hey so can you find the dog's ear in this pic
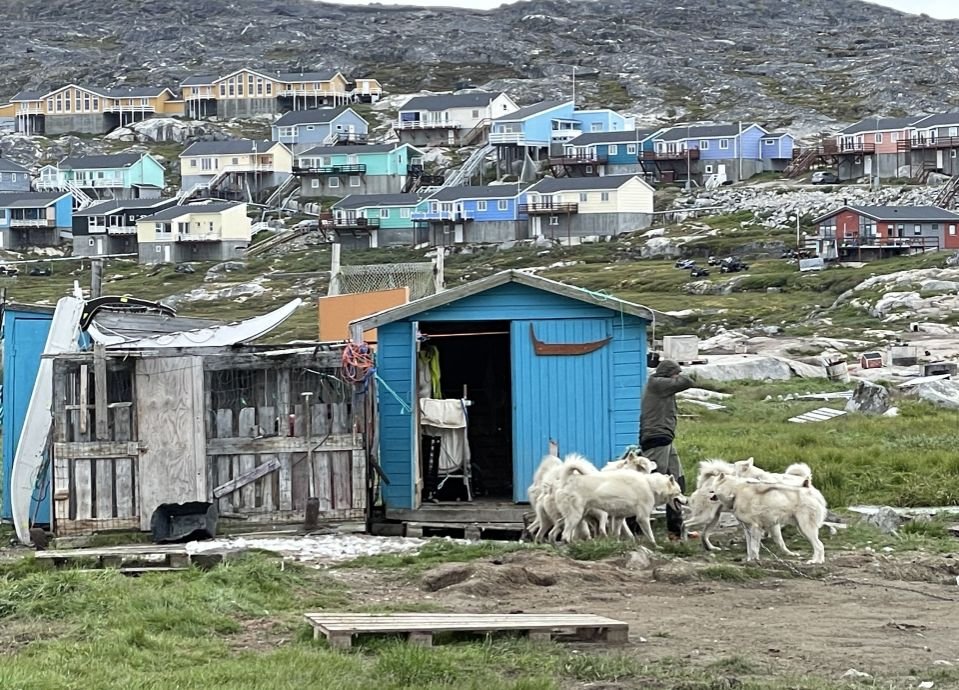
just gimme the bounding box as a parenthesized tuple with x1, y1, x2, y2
(717, 472, 725, 481)
(743, 457, 754, 468)
(802, 478, 811, 488)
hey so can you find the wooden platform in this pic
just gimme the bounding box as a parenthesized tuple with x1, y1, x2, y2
(34, 544, 222, 570)
(304, 613, 629, 649)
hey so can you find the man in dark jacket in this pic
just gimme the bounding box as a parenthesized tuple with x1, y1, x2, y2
(640, 359, 696, 540)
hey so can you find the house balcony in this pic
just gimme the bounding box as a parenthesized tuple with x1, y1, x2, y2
(75, 178, 127, 189)
(901, 136, 959, 151)
(331, 217, 380, 232)
(818, 234, 940, 251)
(101, 103, 156, 114)
(410, 211, 473, 223)
(293, 163, 366, 176)
(277, 88, 350, 100)
(640, 149, 702, 161)
(325, 132, 368, 145)
(489, 131, 532, 145)
(15, 105, 43, 115)
(550, 153, 608, 166)
(107, 225, 138, 235)
(822, 142, 876, 155)
(8, 217, 55, 228)
(396, 119, 462, 130)
(518, 202, 579, 215)
(175, 232, 221, 242)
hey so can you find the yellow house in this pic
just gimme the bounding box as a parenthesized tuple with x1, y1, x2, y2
(135, 201, 251, 264)
(351, 78, 383, 103)
(4, 84, 179, 135)
(179, 139, 293, 198)
(522, 174, 655, 240)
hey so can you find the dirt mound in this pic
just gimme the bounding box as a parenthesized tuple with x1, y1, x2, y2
(419, 549, 633, 598)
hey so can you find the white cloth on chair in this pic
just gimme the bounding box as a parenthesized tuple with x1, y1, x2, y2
(419, 398, 471, 474)
(419, 398, 467, 429)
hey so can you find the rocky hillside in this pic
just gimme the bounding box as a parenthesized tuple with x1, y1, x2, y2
(3, 0, 959, 137)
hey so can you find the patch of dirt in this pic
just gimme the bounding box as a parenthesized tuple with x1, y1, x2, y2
(335, 547, 959, 682)
(0, 621, 70, 654)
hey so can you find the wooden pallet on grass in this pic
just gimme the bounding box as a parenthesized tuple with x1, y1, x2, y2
(34, 543, 222, 570)
(304, 612, 629, 649)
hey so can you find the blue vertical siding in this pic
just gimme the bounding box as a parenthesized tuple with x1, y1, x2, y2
(376, 320, 416, 509)
(464, 197, 519, 222)
(372, 281, 649, 510)
(510, 318, 613, 502)
(54, 195, 73, 229)
(760, 135, 794, 160)
(738, 125, 765, 159)
(2, 308, 54, 522)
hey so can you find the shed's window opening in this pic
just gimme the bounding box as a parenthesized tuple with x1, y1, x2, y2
(419, 321, 513, 501)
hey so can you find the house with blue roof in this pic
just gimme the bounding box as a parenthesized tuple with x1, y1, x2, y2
(643, 123, 794, 185)
(295, 143, 425, 199)
(270, 107, 369, 153)
(557, 129, 660, 176)
(411, 184, 528, 245)
(0, 191, 72, 249)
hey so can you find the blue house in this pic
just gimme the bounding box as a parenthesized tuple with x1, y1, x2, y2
(759, 132, 796, 172)
(558, 129, 660, 176)
(644, 123, 787, 184)
(412, 184, 529, 245)
(1, 303, 55, 524)
(295, 143, 425, 199)
(0, 157, 31, 192)
(271, 106, 369, 153)
(349, 270, 657, 525)
(0, 191, 72, 249)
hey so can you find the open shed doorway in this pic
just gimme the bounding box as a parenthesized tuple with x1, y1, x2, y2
(417, 320, 513, 502)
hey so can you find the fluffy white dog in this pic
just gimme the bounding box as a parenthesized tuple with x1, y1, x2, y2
(709, 472, 828, 564)
(556, 454, 685, 546)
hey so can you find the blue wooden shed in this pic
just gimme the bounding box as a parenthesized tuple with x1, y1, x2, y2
(350, 270, 657, 522)
(1, 303, 54, 523)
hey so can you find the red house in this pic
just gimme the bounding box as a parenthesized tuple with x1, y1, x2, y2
(813, 205, 959, 260)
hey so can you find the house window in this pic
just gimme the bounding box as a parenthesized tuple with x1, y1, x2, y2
(601, 192, 610, 202)
(88, 239, 94, 247)
(155, 246, 161, 253)
(65, 96, 71, 111)
(609, 145, 618, 155)
(914, 225, 923, 236)
(719, 139, 729, 149)
(763, 138, 775, 145)
(228, 83, 235, 96)
(349, 176, 360, 187)
(311, 179, 320, 188)
(329, 176, 340, 188)
(497, 199, 508, 211)
(875, 133, 883, 144)
(237, 82, 244, 96)
(950, 127, 958, 137)
(231, 157, 239, 165)
(952, 150, 957, 159)
(400, 208, 411, 218)
(472, 110, 479, 118)
(700, 140, 709, 149)
(477, 200, 488, 211)
(47, 98, 53, 111)
(585, 165, 593, 173)
(266, 82, 272, 95)
(548, 215, 559, 226)
(55, 97, 62, 112)
(190, 160, 197, 168)
(627, 144, 636, 154)
(306, 125, 314, 131)
(209, 222, 215, 233)
(154, 223, 163, 233)
(201, 158, 211, 171)
(84, 95, 91, 111)
(379, 208, 390, 219)
(579, 193, 588, 202)
(10, 174, 14, 182)
(705, 164, 714, 174)
(892, 132, 898, 142)
(950, 225, 956, 236)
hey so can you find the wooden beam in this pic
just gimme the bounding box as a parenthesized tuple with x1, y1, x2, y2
(205, 434, 361, 455)
(54, 442, 142, 459)
(94, 343, 109, 441)
(213, 457, 281, 499)
(201, 352, 342, 371)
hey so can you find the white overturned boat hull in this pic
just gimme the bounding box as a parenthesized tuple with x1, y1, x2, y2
(87, 298, 303, 349)
(11, 295, 84, 545)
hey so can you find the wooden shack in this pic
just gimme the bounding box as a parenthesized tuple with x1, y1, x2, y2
(48, 346, 368, 536)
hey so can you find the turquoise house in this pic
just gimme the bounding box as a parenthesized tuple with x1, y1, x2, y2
(330, 192, 420, 248)
(37, 153, 166, 202)
(1, 303, 55, 524)
(349, 270, 656, 521)
(296, 144, 424, 199)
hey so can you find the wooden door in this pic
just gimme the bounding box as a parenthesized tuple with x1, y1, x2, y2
(136, 356, 207, 529)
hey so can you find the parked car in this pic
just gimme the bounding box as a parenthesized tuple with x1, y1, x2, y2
(690, 266, 710, 278)
(811, 171, 839, 185)
(28, 265, 51, 277)
(707, 255, 720, 266)
(0, 264, 19, 277)
(674, 259, 696, 270)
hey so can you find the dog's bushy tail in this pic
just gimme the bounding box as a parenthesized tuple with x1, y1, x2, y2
(785, 462, 813, 481)
(532, 454, 562, 487)
(698, 458, 736, 483)
(559, 453, 598, 482)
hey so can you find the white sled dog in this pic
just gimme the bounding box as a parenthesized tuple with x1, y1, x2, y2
(709, 472, 828, 564)
(556, 454, 685, 546)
